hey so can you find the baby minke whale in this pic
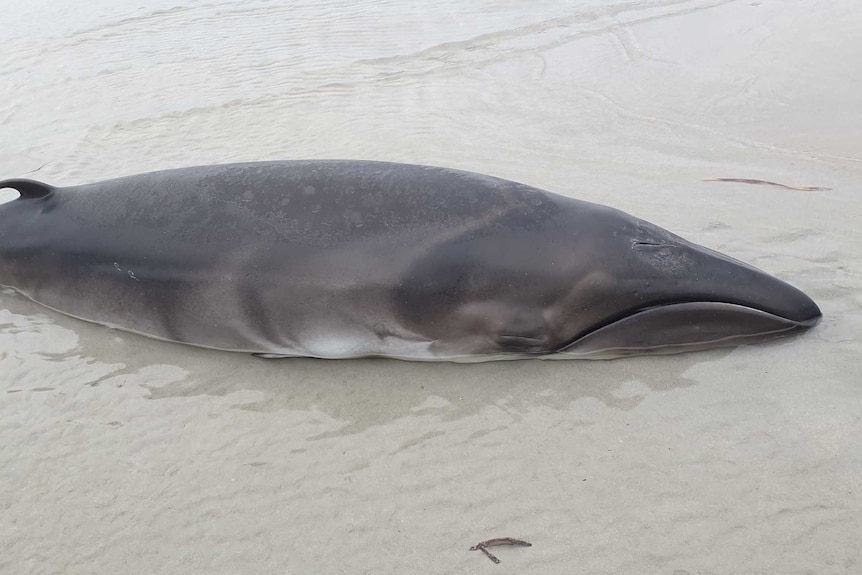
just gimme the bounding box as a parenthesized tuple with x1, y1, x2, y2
(0, 160, 821, 361)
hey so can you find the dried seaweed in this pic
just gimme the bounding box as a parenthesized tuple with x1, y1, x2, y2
(703, 178, 830, 191)
(469, 537, 532, 564)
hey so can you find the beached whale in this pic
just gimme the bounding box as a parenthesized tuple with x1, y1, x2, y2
(0, 161, 821, 361)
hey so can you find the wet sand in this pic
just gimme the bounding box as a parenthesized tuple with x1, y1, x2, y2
(1, 1, 860, 573)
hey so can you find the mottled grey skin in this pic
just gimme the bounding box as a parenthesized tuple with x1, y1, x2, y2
(0, 161, 821, 361)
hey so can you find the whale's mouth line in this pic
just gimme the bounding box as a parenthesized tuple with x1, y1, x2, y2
(555, 300, 822, 355)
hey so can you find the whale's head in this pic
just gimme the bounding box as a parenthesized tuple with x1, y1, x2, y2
(395, 200, 821, 360)
(545, 205, 822, 358)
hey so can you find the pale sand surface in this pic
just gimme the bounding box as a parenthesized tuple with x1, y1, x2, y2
(1, 1, 860, 573)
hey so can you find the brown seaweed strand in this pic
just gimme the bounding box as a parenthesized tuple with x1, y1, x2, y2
(469, 538, 532, 564)
(703, 178, 830, 191)
(473, 537, 532, 548)
(478, 546, 501, 564)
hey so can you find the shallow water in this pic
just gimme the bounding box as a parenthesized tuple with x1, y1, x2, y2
(2, 0, 861, 573)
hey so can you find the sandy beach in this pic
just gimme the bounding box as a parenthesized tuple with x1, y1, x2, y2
(1, 0, 860, 572)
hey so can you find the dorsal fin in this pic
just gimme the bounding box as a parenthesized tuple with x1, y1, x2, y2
(0, 178, 56, 199)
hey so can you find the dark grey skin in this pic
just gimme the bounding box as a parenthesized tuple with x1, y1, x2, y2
(0, 161, 821, 361)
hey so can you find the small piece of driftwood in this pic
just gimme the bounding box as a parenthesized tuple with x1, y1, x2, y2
(469, 537, 532, 564)
(703, 178, 830, 191)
